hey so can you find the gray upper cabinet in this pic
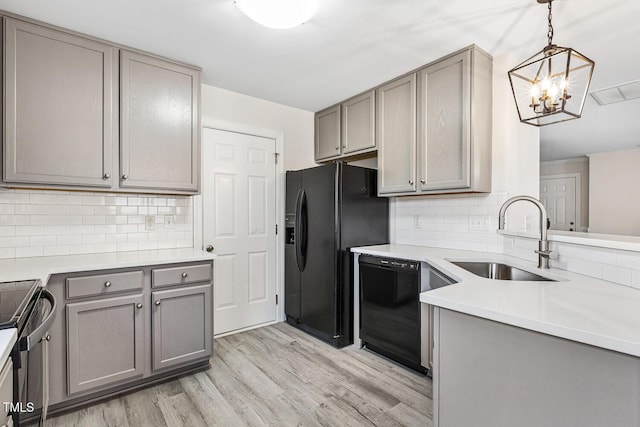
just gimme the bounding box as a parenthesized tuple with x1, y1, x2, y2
(152, 284, 212, 371)
(3, 17, 117, 188)
(417, 46, 492, 194)
(120, 50, 200, 192)
(1, 13, 201, 195)
(315, 104, 341, 161)
(378, 45, 492, 196)
(377, 74, 417, 194)
(314, 90, 377, 163)
(342, 90, 376, 155)
(66, 293, 145, 395)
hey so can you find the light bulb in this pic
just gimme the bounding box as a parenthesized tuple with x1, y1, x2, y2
(234, 0, 319, 29)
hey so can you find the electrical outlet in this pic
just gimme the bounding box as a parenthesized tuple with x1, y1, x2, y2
(413, 215, 421, 229)
(165, 215, 175, 229)
(469, 215, 491, 231)
(145, 215, 155, 231)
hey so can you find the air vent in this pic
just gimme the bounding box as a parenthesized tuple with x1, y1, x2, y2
(590, 79, 640, 105)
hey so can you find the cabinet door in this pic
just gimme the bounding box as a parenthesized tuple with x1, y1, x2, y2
(315, 105, 341, 161)
(152, 284, 212, 371)
(66, 294, 144, 395)
(342, 90, 376, 155)
(3, 18, 116, 187)
(418, 49, 471, 191)
(120, 50, 200, 192)
(377, 74, 417, 194)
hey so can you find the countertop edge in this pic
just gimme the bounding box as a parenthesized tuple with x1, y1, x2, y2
(0, 249, 216, 284)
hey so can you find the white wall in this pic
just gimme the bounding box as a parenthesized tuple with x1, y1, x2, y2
(200, 85, 315, 171)
(589, 148, 640, 235)
(391, 52, 540, 251)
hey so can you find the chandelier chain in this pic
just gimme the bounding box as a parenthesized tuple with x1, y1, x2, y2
(547, 1, 554, 46)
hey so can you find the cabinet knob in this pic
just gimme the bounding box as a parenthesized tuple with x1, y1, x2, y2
(136, 303, 143, 309)
(205, 245, 214, 253)
(122, 174, 128, 180)
(181, 272, 188, 279)
(103, 173, 111, 180)
(104, 281, 112, 288)
(41, 334, 51, 343)
(155, 300, 161, 306)
(420, 179, 426, 184)
(409, 180, 414, 185)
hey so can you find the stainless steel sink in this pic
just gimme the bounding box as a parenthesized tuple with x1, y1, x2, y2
(450, 261, 556, 282)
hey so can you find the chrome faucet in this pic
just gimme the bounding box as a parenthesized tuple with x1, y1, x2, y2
(498, 195, 557, 269)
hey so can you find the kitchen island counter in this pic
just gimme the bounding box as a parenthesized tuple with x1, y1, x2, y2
(352, 244, 640, 358)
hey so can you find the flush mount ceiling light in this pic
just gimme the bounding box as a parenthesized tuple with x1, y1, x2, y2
(508, 0, 595, 126)
(234, 0, 318, 29)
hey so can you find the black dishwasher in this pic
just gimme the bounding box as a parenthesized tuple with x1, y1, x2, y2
(359, 255, 424, 373)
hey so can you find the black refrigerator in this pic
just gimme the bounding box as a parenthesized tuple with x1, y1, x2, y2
(285, 163, 389, 348)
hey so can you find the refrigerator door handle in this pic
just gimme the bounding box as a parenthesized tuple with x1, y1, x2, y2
(295, 190, 307, 271)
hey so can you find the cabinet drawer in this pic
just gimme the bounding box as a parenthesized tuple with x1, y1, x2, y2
(152, 264, 211, 288)
(66, 271, 143, 299)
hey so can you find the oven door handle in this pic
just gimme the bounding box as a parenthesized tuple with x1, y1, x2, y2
(20, 289, 57, 351)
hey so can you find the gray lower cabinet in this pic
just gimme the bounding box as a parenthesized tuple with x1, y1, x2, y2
(2, 17, 117, 188)
(433, 308, 640, 427)
(152, 284, 212, 371)
(66, 294, 145, 395)
(46, 260, 213, 412)
(120, 50, 200, 192)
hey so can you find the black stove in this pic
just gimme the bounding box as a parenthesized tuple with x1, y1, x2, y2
(0, 280, 40, 331)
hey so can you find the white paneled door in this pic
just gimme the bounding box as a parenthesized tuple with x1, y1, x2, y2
(540, 175, 577, 231)
(202, 128, 277, 335)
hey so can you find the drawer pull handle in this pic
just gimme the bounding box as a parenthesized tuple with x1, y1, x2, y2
(155, 300, 161, 306)
(136, 303, 143, 309)
(104, 281, 112, 288)
(181, 272, 188, 279)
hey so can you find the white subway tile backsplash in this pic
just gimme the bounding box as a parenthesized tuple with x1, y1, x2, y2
(0, 226, 14, 237)
(392, 192, 507, 253)
(0, 189, 193, 259)
(16, 246, 44, 258)
(601, 265, 632, 286)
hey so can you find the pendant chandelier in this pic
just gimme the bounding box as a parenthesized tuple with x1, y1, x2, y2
(234, 0, 318, 29)
(508, 0, 595, 126)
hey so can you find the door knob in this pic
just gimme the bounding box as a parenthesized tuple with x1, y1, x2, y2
(155, 300, 161, 306)
(122, 174, 128, 180)
(205, 245, 214, 252)
(136, 303, 143, 309)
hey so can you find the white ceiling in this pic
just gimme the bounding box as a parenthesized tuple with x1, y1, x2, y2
(0, 0, 639, 161)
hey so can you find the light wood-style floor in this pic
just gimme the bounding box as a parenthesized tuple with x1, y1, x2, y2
(48, 322, 433, 426)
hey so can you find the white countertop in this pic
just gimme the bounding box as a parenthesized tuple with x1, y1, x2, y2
(0, 248, 216, 284)
(352, 244, 640, 358)
(0, 329, 17, 364)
